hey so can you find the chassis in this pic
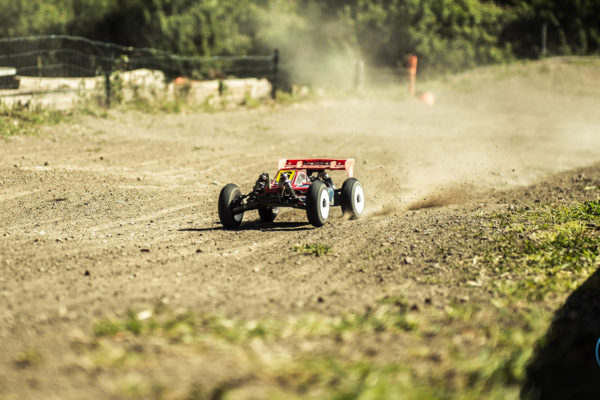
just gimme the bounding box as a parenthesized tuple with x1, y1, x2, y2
(218, 159, 365, 228)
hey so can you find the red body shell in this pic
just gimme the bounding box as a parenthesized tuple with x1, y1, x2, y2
(263, 159, 355, 194)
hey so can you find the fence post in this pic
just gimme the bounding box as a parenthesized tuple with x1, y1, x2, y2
(541, 23, 548, 58)
(354, 59, 364, 92)
(270, 48, 279, 100)
(104, 43, 112, 107)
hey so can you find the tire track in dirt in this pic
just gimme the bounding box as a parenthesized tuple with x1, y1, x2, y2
(0, 189, 40, 202)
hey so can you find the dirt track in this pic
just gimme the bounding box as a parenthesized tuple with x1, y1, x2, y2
(1, 59, 600, 398)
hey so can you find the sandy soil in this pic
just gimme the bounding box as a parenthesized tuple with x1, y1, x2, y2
(1, 58, 600, 398)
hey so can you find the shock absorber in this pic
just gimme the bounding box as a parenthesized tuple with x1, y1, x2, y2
(278, 172, 297, 200)
(253, 172, 269, 193)
(318, 171, 335, 204)
(318, 171, 336, 189)
(249, 172, 269, 203)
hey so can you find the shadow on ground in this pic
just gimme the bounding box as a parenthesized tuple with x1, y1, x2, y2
(522, 268, 600, 399)
(179, 221, 311, 233)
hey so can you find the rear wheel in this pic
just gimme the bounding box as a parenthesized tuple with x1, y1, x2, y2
(341, 178, 365, 219)
(306, 180, 330, 227)
(258, 207, 278, 223)
(218, 184, 243, 229)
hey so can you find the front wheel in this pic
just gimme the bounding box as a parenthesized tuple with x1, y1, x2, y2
(218, 184, 244, 229)
(306, 180, 330, 227)
(341, 178, 365, 219)
(258, 207, 278, 223)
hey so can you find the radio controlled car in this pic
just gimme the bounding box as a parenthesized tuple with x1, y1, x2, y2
(218, 158, 364, 229)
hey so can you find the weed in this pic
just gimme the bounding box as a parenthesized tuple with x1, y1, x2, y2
(125, 310, 143, 336)
(241, 93, 261, 109)
(0, 102, 69, 137)
(93, 319, 122, 337)
(14, 348, 43, 368)
(293, 243, 332, 257)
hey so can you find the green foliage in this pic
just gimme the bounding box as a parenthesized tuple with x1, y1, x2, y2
(93, 319, 122, 337)
(0, 1, 598, 76)
(486, 201, 600, 301)
(499, 0, 600, 57)
(347, 0, 514, 72)
(13, 348, 43, 368)
(293, 243, 332, 257)
(0, 102, 68, 137)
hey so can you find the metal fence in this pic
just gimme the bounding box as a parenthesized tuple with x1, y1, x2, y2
(0, 35, 278, 105)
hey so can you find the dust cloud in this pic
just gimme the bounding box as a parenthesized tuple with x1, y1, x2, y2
(406, 184, 474, 211)
(256, 59, 600, 217)
(251, 5, 597, 214)
(253, 2, 361, 90)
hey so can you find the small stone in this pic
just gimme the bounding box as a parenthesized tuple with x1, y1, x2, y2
(137, 310, 152, 320)
(84, 270, 90, 276)
(404, 256, 413, 265)
(253, 267, 260, 273)
(196, 249, 202, 253)
(317, 297, 324, 303)
(176, 272, 182, 277)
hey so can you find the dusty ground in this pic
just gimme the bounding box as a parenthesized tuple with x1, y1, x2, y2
(1, 58, 600, 399)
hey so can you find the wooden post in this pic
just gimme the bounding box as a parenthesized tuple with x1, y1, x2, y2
(270, 48, 279, 99)
(354, 59, 364, 92)
(37, 55, 43, 78)
(407, 54, 417, 96)
(541, 23, 548, 58)
(104, 43, 112, 107)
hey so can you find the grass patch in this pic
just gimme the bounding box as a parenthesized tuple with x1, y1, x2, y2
(0, 102, 70, 137)
(14, 348, 43, 368)
(485, 201, 600, 301)
(92, 301, 417, 344)
(293, 243, 332, 257)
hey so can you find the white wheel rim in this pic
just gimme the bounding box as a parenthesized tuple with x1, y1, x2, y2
(233, 194, 243, 222)
(354, 185, 365, 214)
(319, 189, 330, 219)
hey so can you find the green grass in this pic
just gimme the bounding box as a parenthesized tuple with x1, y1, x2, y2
(87, 299, 539, 399)
(293, 243, 332, 257)
(13, 348, 43, 368)
(485, 201, 600, 302)
(0, 102, 70, 137)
